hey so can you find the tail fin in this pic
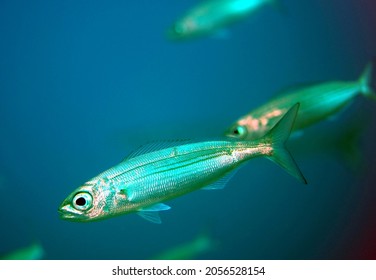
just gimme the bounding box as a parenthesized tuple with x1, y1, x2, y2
(358, 62, 376, 100)
(263, 103, 307, 184)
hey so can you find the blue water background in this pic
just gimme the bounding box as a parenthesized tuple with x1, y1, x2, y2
(1, 0, 376, 259)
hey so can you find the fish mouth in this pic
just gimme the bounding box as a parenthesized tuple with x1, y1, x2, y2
(58, 203, 94, 222)
(166, 24, 188, 41)
(58, 204, 82, 220)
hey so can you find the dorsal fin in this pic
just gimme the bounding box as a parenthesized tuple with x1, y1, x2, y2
(123, 140, 194, 161)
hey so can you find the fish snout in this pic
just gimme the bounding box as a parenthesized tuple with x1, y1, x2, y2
(58, 203, 82, 220)
(167, 22, 190, 40)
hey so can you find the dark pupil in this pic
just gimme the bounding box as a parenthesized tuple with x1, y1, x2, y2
(76, 197, 86, 206)
(233, 128, 239, 134)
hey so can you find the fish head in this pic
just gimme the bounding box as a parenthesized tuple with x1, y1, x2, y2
(166, 17, 199, 40)
(225, 112, 278, 140)
(58, 178, 126, 222)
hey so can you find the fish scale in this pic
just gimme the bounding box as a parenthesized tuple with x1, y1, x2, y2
(120, 150, 237, 203)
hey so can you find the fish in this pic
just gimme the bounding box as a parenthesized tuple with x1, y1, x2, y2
(167, 0, 278, 41)
(225, 63, 375, 140)
(152, 231, 216, 260)
(289, 112, 369, 174)
(58, 103, 306, 224)
(1, 242, 44, 260)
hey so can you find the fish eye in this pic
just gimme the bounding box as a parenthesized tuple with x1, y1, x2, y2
(72, 192, 93, 211)
(232, 125, 247, 138)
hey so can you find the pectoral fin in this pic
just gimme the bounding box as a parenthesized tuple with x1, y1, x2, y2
(137, 203, 171, 224)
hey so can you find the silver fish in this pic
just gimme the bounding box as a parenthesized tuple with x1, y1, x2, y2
(59, 103, 306, 223)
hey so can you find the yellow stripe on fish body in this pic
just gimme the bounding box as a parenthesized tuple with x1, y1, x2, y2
(58, 104, 306, 223)
(225, 63, 375, 140)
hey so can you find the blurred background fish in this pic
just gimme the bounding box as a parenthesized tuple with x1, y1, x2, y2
(1, 242, 44, 260)
(167, 0, 278, 41)
(289, 109, 370, 175)
(152, 229, 217, 260)
(225, 63, 375, 140)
